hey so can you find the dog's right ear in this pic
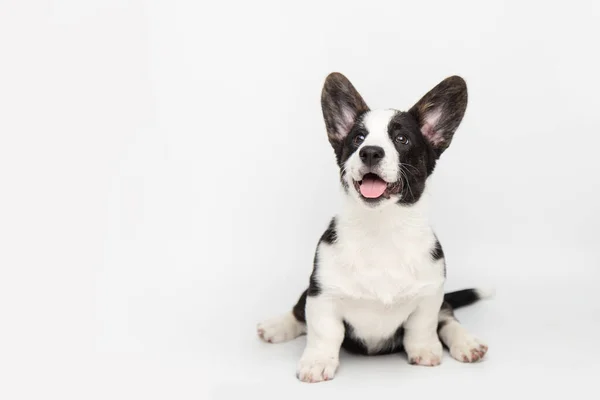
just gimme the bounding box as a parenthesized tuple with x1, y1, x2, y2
(321, 73, 369, 152)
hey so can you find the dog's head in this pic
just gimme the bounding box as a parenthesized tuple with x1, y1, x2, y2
(321, 72, 467, 208)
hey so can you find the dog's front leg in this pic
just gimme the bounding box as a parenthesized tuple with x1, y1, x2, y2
(296, 295, 344, 383)
(403, 291, 444, 366)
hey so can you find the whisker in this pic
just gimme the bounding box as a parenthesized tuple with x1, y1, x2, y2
(400, 165, 416, 201)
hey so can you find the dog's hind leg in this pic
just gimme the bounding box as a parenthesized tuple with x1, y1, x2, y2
(257, 290, 307, 343)
(437, 289, 490, 362)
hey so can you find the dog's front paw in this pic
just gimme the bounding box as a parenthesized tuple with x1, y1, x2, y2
(406, 341, 443, 366)
(449, 335, 488, 363)
(296, 353, 339, 383)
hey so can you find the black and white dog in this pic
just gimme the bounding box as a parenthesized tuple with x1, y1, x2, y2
(257, 73, 490, 383)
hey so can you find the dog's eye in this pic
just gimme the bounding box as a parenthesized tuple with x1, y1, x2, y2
(354, 134, 366, 146)
(396, 135, 409, 145)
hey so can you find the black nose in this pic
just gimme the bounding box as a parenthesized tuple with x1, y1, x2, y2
(359, 146, 385, 167)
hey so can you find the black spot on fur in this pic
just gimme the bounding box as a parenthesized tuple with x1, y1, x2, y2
(307, 252, 321, 296)
(437, 318, 451, 332)
(342, 321, 405, 356)
(431, 239, 444, 260)
(340, 322, 370, 354)
(437, 301, 456, 336)
(307, 218, 337, 297)
(292, 289, 308, 323)
(321, 218, 337, 244)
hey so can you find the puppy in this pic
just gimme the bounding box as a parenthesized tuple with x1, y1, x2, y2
(257, 73, 489, 383)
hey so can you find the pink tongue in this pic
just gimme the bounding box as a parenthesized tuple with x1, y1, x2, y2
(359, 177, 387, 198)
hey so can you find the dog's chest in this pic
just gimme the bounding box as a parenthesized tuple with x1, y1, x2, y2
(318, 217, 442, 304)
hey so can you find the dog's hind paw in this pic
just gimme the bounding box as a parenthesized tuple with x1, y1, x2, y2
(450, 336, 488, 362)
(257, 312, 306, 343)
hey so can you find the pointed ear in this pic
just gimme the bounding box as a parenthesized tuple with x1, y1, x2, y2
(321, 72, 369, 150)
(409, 76, 468, 157)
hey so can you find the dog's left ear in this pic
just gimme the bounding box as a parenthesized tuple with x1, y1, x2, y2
(409, 76, 468, 157)
(321, 73, 369, 152)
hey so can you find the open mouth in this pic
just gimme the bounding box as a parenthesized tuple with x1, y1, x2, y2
(353, 173, 395, 200)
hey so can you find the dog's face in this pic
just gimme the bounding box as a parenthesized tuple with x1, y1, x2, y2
(321, 73, 468, 208)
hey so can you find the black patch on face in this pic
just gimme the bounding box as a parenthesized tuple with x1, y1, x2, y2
(307, 218, 337, 297)
(385, 112, 438, 205)
(335, 115, 369, 192)
(335, 113, 369, 168)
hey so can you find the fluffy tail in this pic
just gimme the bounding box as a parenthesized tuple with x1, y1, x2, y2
(444, 288, 495, 310)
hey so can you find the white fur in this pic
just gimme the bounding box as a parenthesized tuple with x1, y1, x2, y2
(297, 296, 344, 382)
(257, 312, 305, 343)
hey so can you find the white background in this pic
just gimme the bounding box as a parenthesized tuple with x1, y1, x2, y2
(1, 1, 599, 399)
